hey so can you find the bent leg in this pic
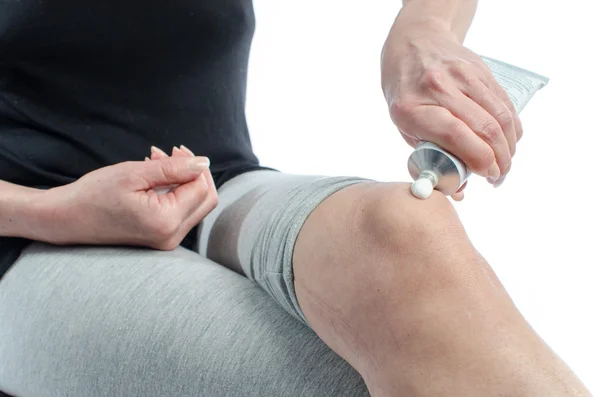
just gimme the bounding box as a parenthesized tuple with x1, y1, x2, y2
(0, 243, 368, 397)
(294, 182, 591, 397)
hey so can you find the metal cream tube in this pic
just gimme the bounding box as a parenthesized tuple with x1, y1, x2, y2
(408, 56, 550, 199)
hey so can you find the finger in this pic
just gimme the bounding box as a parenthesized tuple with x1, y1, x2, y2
(172, 146, 186, 157)
(493, 173, 507, 188)
(178, 146, 213, 197)
(401, 106, 496, 177)
(161, 147, 190, 194)
(389, 101, 426, 148)
(436, 90, 511, 181)
(478, 63, 524, 142)
(451, 181, 467, 201)
(150, 147, 168, 161)
(400, 132, 421, 148)
(149, 148, 180, 194)
(451, 191, 465, 201)
(463, 78, 517, 162)
(135, 156, 210, 190)
(162, 147, 208, 200)
(151, 146, 169, 160)
(180, 145, 195, 156)
(152, 147, 185, 194)
(170, 172, 210, 218)
(201, 168, 217, 195)
(179, 169, 219, 230)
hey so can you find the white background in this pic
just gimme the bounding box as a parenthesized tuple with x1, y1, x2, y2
(248, 0, 599, 393)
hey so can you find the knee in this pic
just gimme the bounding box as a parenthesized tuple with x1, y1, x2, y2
(354, 183, 491, 302)
(294, 182, 505, 367)
(359, 182, 468, 257)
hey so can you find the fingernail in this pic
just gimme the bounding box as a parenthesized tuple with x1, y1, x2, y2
(173, 146, 182, 154)
(186, 157, 210, 172)
(180, 145, 195, 156)
(493, 175, 506, 188)
(487, 163, 501, 181)
(201, 157, 210, 167)
(144, 157, 150, 161)
(151, 146, 168, 156)
(500, 159, 512, 176)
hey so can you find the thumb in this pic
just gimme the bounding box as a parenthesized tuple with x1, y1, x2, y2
(139, 156, 210, 188)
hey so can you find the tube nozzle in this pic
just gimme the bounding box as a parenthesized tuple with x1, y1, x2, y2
(411, 171, 438, 200)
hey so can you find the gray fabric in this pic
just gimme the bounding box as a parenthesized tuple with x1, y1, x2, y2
(0, 171, 370, 397)
(0, 245, 368, 397)
(200, 171, 368, 324)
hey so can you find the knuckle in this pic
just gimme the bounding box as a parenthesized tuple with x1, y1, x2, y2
(501, 97, 516, 113)
(450, 60, 475, 82)
(494, 108, 513, 128)
(421, 68, 445, 92)
(389, 99, 418, 126)
(478, 119, 501, 142)
(439, 119, 465, 145)
(449, 59, 469, 74)
(390, 99, 414, 119)
(205, 192, 219, 211)
(160, 160, 180, 180)
(464, 74, 478, 88)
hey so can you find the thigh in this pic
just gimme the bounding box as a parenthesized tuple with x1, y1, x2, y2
(0, 243, 368, 397)
(198, 170, 370, 324)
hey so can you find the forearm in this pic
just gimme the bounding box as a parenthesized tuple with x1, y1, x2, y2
(397, 0, 478, 42)
(0, 180, 48, 240)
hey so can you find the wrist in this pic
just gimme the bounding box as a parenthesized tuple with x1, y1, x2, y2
(393, 0, 477, 42)
(31, 185, 76, 244)
(21, 189, 60, 242)
(0, 183, 48, 240)
(392, 10, 457, 42)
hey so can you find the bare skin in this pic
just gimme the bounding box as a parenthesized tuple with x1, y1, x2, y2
(286, 5, 595, 392)
(0, 0, 590, 395)
(131, 151, 593, 396)
(0, 154, 216, 249)
(293, 182, 591, 397)
(383, 0, 524, 200)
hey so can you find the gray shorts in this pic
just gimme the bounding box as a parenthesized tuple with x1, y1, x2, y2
(0, 171, 370, 397)
(199, 170, 369, 324)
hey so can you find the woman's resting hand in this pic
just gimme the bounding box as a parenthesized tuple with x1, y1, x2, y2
(39, 149, 217, 250)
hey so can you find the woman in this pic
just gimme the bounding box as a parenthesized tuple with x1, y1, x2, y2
(0, 0, 370, 394)
(1, 0, 592, 396)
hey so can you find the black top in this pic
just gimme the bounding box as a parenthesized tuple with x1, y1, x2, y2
(0, 0, 268, 279)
